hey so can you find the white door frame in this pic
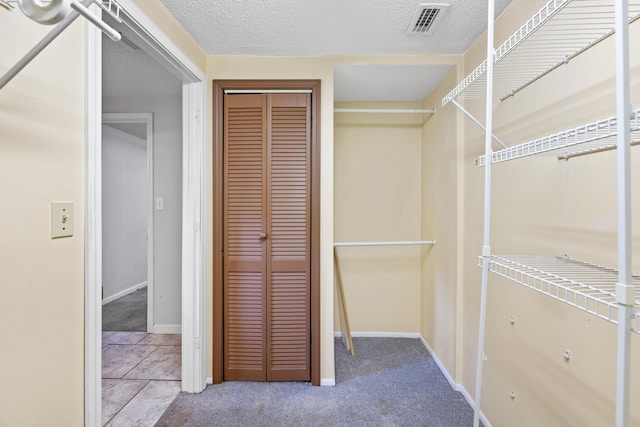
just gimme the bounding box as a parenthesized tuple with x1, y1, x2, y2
(102, 112, 154, 332)
(84, 2, 207, 426)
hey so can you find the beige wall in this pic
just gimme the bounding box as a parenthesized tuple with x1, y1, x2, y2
(333, 102, 423, 335)
(456, 0, 640, 425)
(420, 66, 462, 382)
(0, 12, 85, 427)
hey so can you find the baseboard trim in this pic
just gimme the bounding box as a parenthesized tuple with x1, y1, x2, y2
(320, 378, 336, 386)
(418, 336, 493, 427)
(419, 335, 456, 390)
(457, 385, 493, 427)
(152, 324, 181, 334)
(206, 377, 213, 385)
(102, 282, 147, 305)
(334, 331, 421, 339)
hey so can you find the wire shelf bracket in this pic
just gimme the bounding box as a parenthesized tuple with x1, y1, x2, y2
(451, 99, 508, 149)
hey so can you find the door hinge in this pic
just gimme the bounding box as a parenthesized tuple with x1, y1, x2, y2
(194, 223, 201, 238)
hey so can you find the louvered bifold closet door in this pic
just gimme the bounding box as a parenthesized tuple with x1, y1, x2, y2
(266, 93, 311, 381)
(223, 92, 311, 383)
(223, 94, 268, 381)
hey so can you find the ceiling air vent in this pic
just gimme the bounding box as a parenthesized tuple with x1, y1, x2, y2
(407, 3, 449, 35)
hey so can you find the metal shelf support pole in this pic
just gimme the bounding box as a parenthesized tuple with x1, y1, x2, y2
(614, 0, 632, 425)
(474, 1, 495, 426)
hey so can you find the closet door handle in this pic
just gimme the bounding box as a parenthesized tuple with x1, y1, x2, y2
(259, 232, 268, 240)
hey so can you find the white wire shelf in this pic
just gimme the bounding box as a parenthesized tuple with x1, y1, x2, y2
(482, 255, 640, 333)
(442, 0, 640, 106)
(476, 109, 640, 166)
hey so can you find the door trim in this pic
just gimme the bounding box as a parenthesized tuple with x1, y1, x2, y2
(102, 112, 154, 333)
(85, 2, 207, 426)
(212, 80, 321, 386)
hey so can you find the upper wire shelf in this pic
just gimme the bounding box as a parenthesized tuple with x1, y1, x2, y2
(442, 0, 640, 106)
(476, 109, 640, 165)
(484, 255, 640, 333)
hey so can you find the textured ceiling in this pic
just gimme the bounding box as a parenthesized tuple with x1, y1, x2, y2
(159, 0, 514, 56)
(156, 0, 513, 101)
(334, 64, 454, 102)
(102, 1, 515, 102)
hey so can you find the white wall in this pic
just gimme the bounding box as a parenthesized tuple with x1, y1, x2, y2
(102, 124, 148, 301)
(103, 94, 182, 330)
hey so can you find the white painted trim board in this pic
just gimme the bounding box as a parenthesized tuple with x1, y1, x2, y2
(152, 324, 182, 334)
(84, 7, 103, 426)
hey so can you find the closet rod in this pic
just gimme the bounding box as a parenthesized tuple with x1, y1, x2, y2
(224, 89, 312, 94)
(334, 240, 436, 247)
(558, 140, 640, 161)
(334, 108, 436, 114)
(0, 0, 120, 91)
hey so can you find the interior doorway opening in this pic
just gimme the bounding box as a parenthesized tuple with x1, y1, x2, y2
(84, 2, 207, 426)
(102, 113, 153, 333)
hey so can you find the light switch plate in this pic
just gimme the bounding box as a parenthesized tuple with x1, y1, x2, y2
(52, 201, 74, 239)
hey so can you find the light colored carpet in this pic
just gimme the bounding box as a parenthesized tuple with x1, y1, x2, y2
(156, 337, 480, 426)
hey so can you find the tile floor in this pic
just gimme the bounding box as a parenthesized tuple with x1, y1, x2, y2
(102, 332, 181, 426)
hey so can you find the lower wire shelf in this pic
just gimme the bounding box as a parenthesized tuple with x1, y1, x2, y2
(480, 255, 640, 333)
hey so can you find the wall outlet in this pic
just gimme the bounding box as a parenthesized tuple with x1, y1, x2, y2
(51, 201, 74, 239)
